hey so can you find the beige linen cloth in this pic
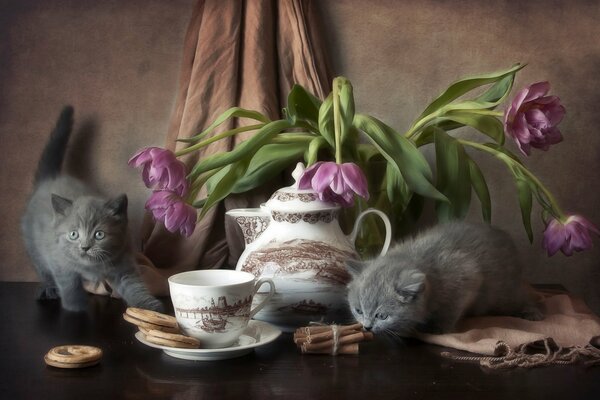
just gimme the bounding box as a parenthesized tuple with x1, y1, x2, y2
(418, 289, 600, 368)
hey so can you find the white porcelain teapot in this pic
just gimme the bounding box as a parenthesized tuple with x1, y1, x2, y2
(227, 163, 391, 332)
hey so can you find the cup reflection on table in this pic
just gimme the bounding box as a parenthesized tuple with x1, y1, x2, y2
(168, 270, 275, 348)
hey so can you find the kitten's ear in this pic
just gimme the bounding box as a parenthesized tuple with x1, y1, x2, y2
(345, 259, 366, 279)
(105, 194, 128, 218)
(396, 272, 426, 301)
(51, 194, 73, 216)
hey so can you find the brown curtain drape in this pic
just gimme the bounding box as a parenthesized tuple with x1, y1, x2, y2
(136, 0, 332, 295)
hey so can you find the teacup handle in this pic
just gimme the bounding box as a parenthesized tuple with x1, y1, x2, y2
(349, 208, 392, 257)
(249, 278, 276, 318)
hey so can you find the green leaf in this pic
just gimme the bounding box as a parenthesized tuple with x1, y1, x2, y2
(475, 73, 517, 104)
(354, 114, 446, 202)
(515, 178, 533, 242)
(318, 94, 336, 148)
(467, 157, 491, 222)
(185, 107, 271, 143)
(337, 78, 356, 144)
(440, 111, 505, 145)
(232, 142, 307, 193)
(385, 165, 412, 212)
(415, 64, 524, 122)
(439, 100, 502, 113)
(357, 144, 383, 162)
(286, 84, 322, 125)
(305, 136, 328, 166)
(484, 143, 524, 165)
(205, 166, 230, 192)
(191, 198, 207, 208)
(200, 159, 251, 219)
(188, 119, 293, 179)
(433, 128, 471, 221)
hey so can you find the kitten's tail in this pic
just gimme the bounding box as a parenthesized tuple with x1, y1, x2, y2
(34, 106, 74, 184)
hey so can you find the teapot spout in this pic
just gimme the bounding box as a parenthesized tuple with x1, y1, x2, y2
(226, 208, 270, 246)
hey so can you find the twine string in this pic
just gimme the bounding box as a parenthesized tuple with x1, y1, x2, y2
(331, 325, 340, 355)
(441, 338, 600, 369)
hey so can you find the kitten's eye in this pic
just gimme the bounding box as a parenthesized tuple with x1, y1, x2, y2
(94, 231, 106, 240)
(375, 313, 389, 320)
(68, 231, 79, 240)
(355, 308, 363, 315)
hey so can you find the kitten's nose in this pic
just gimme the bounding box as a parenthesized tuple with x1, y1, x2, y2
(80, 245, 91, 252)
(364, 325, 373, 331)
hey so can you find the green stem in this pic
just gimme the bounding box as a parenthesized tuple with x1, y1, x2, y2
(186, 169, 220, 203)
(175, 124, 263, 157)
(405, 110, 504, 140)
(404, 112, 439, 140)
(459, 139, 566, 220)
(269, 133, 315, 143)
(333, 79, 342, 164)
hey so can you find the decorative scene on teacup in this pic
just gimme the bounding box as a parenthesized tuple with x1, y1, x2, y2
(172, 293, 252, 335)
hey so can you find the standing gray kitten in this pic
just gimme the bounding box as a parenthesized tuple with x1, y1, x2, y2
(21, 106, 162, 312)
(346, 222, 543, 336)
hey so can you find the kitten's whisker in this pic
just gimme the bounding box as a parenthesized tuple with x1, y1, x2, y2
(382, 328, 405, 344)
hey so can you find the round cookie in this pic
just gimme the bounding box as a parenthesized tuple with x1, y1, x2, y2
(146, 329, 200, 347)
(138, 326, 152, 336)
(123, 313, 180, 334)
(125, 307, 178, 329)
(44, 355, 101, 369)
(45, 345, 102, 369)
(144, 334, 199, 349)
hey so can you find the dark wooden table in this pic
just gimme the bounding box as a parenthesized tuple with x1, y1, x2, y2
(1, 282, 599, 399)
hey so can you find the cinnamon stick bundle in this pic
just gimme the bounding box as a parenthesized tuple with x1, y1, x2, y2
(293, 323, 374, 355)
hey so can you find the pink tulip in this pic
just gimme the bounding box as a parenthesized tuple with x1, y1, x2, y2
(145, 190, 197, 237)
(129, 147, 189, 197)
(298, 162, 369, 207)
(504, 81, 565, 156)
(542, 215, 599, 256)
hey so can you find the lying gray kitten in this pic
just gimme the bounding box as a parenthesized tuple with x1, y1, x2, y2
(346, 222, 543, 336)
(21, 106, 162, 312)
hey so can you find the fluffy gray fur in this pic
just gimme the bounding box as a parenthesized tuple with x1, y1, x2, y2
(346, 222, 543, 337)
(21, 106, 162, 312)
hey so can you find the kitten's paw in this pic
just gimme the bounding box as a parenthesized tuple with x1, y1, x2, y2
(37, 286, 60, 300)
(134, 297, 164, 313)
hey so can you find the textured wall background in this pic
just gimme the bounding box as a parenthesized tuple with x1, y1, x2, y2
(1, 1, 599, 311)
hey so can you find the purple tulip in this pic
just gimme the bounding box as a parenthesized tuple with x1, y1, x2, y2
(129, 147, 189, 197)
(542, 215, 599, 256)
(145, 190, 197, 237)
(503, 81, 566, 156)
(298, 162, 369, 207)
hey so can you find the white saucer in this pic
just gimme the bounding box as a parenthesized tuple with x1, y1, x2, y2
(135, 320, 282, 361)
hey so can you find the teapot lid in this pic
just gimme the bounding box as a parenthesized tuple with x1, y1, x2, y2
(264, 163, 339, 212)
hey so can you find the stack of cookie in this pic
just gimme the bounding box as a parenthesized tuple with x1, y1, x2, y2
(123, 307, 201, 349)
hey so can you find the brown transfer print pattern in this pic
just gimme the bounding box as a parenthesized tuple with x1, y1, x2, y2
(277, 299, 328, 315)
(271, 210, 338, 224)
(242, 239, 355, 285)
(234, 216, 270, 244)
(175, 296, 252, 333)
(270, 192, 317, 202)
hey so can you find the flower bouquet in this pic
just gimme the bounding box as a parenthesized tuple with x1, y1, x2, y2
(130, 64, 598, 257)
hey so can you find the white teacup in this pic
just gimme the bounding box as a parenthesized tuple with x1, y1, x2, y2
(168, 270, 275, 348)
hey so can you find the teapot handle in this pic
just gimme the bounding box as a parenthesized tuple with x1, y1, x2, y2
(349, 208, 392, 257)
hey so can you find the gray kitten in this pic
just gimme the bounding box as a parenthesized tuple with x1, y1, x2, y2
(21, 106, 162, 312)
(346, 222, 543, 337)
